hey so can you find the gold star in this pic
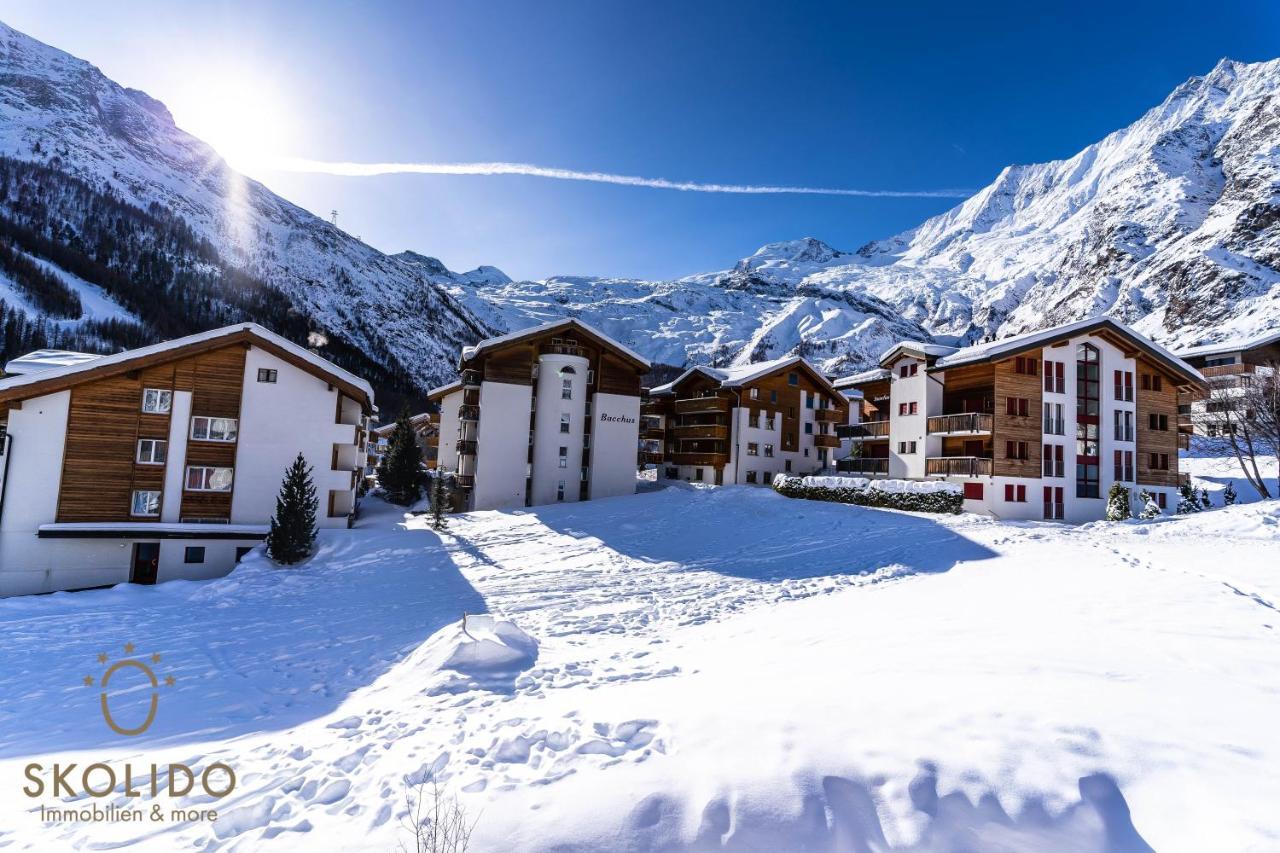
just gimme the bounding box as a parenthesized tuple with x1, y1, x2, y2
(164, 675, 176, 687)
(123, 642, 135, 655)
(83, 676, 94, 687)
(97, 652, 108, 664)
(151, 653, 162, 664)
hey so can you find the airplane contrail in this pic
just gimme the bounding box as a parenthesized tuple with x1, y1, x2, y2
(265, 157, 971, 199)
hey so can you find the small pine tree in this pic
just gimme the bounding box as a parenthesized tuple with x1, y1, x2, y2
(1224, 482, 1238, 506)
(267, 453, 318, 564)
(1138, 489, 1162, 519)
(1199, 487, 1212, 509)
(377, 408, 424, 506)
(1105, 482, 1131, 521)
(429, 472, 452, 531)
(1176, 482, 1201, 514)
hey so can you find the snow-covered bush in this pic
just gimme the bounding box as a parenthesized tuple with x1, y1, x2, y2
(1200, 487, 1212, 509)
(1106, 482, 1131, 521)
(1177, 482, 1202, 514)
(773, 475, 964, 514)
(1224, 482, 1238, 506)
(1137, 489, 1162, 519)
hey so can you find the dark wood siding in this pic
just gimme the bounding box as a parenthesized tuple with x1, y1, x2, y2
(1136, 359, 1179, 487)
(992, 353, 1042, 478)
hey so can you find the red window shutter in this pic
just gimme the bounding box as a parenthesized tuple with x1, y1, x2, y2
(1017, 485, 1026, 502)
(1006, 440, 1015, 458)
(1005, 398, 1015, 416)
(963, 482, 983, 501)
(1019, 398, 1029, 417)
(1004, 484, 1014, 501)
(1044, 369, 1052, 392)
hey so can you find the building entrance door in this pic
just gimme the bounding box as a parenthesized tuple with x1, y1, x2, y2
(131, 543, 160, 585)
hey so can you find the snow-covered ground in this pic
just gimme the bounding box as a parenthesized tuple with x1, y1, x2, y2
(1, 486, 1278, 851)
(1183, 447, 1279, 504)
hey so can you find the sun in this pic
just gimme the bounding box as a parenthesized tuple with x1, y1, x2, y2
(166, 68, 297, 177)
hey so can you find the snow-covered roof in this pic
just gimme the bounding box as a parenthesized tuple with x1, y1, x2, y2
(877, 340, 958, 366)
(649, 356, 842, 398)
(426, 380, 462, 400)
(833, 367, 891, 388)
(373, 413, 432, 436)
(1174, 328, 1280, 359)
(4, 349, 104, 376)
(0, 323, 375, 408)
(461, 318, 650, 370)
(932, 316, 1202, 385)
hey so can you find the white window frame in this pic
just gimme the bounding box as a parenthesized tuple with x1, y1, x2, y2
(141, 388, 172, 414)
(560, 413, 571, 434)
(558, 447, 568, 468)
(561, 378, 573, 400)
(130, 489, 161, 517)
(190, 416, 238, 443)
(257, 368, 278, 383)
(763, 444, 774, 457)
(556, 480, 566, 501)
(185, 465, 234, 492)
(136, 438, 167, 465)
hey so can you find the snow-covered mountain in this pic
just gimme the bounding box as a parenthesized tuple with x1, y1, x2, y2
(0, 19, 494, 400)
(447, 57, 1280, 371)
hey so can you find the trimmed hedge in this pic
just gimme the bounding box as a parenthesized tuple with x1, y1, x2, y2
(772, 475, 964, 515)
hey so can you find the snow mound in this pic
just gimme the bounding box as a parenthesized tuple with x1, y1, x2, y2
(425, 615, 540, 695)
(799, 475, 962, 495)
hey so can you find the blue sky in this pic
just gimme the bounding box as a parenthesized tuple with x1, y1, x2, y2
(5, 1, 1279, 280)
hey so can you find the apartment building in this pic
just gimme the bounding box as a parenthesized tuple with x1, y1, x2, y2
(367, 412, 435, 477)
(0, 323, 373, 596)
(429, 319, 650, 511)
(1174, 329, 1280, 440)
(642, 356, 849, 486)
(834, 317, 1204, 521)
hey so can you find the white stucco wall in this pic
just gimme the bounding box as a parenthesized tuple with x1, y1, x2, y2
(161, 390, 193, 522)
(531, 354, 588, 505)
(436, 390, 462, 472)
(0, 390, 71, 594)
(587, 392, 640, 500)
(473, 381, 533, 511)
(888, 358, 928, 478)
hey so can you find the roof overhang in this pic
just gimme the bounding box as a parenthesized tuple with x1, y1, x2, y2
(460, 318, 651, 372)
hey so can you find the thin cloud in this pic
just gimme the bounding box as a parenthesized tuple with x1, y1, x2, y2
(265, 157, 971, 199)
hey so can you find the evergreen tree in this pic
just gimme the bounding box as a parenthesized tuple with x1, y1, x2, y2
(1224, 482, 1238, 506)
(1105, 482, 1131, 521)
(1137, 489, 1162, 519)
(266, 453, 318, 564)
(1176, 482, 1201, 514)
(429, 472, 452, 531)
(377, 408, 423, 506)
(1200, 487, 1212, 509)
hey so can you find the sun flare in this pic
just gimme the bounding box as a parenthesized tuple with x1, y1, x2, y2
(167, 69, 296, 176)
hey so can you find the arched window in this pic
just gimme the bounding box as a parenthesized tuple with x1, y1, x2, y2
(558, 366, 577, 375)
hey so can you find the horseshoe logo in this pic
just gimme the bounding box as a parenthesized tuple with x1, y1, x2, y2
(84, 644, 175, 736)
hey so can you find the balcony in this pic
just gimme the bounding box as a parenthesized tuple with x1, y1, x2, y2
(675, 396, 732, 414)
(672, 452, 729, 466)
(1201, 363, 1258, 380)
(926, 413, 993, 436)
(813, 434, 841, 449)
(836, 420, 890, 440)
(461, 369, 483, 388)
(454, 474, 475, 489)
(813, 408, 843, 424)
(640, 400, 664, 416)
(673, 423, 730, 440)
(639, 451, 665, 465)
(459, 404, 480, 422)
(836, 457, 889, 475)
(457, 439, 478, 456)
(540, 343, 586, 357)
(641, 427, 666, 440)
(925, 456, 993, 477)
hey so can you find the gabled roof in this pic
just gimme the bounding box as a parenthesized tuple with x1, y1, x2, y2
(426, 380, 462, 401)
(833, 367, 892, 389)
(4, 349, 103, 376)
(877, 341, 958, 367)
(932, 316, 1203, 387)
(461, 318, 650, 371)
(1174, 328, 1280, 359)
(0, 323, 375, 411)
(649, 355, 845, 401)
(373, 412, 432, 436)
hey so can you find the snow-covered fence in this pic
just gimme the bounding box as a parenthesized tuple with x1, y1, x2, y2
(773, 475, 964, 514)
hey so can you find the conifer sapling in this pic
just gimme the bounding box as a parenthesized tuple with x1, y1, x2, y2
(267, 452, 318, 564)
(429, 472, 452, 531)
(1224, 482, 1237, 505)
(1105, 482, 1131, 521)
(377, 408, 424, 506)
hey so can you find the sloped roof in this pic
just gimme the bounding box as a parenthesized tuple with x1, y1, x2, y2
(0, 323, 375, 410)
(461, 318, 650, 371)
(1174, 328, 1280, 359)
(649, 355, 844, 400)
(833, 367, 892, 389)
(877, 340, 958, 367)
(4, 349, 103, 376)
(426, 380, 462, 401)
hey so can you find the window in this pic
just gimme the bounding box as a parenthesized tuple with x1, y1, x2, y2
(186, 466, 233, 492)
(770, 390, 778, 404)
(1004, 484, 1027, 503)
(1014, 356, 1038, 376)
(141, 388, 172, 414)
(1141, 373, 1164, 392)
(804, 422, 813, 435)
(899, 363, 920, 378)
(750, 388, 759, 400)
(747, 442, 759, 456)
(587, 369, 595, 385)
(784, 459, 792, 472)
(1148, 452, 1169, 471)
(136, 438, 167, 465)
(1114, 370, 1134, 402)
(1042, 443, 1065, 478)
(557, 480, 566, 501)
(805, 394, 814, 409)
(130, 490, 161, 517)
(898, 440, 917, 454)
(582, 466, 589, 481)
(1044, 402, 1064, 435)
(1043, 486, 1064, 520)
(898, 402, 918, 416)
(1156, 492, 1167, 509)
(1076, 343, 1101, 498)
(788, 371, 799, 386)
(560, 413, 571, 434)
(558, 447, 568, 468)
(789, 406, 797, 418)
(763, 471, 774, 484)
(1005, 440, 1029, 460)
(190, 416, 238, 442)
(1044, 361, 1065, 394)
(1115, 410, 1134, 442)
(963, 482, 984, 501)
(561, 378, 573, 400)
(1004, 397, 1029, 417)
(1114, 449, 1134, 482)
(184, 546, 206, 564)
(745, 470, 758, 484)
(257, 368, 278, 383)
(583, 434, 590, 449)
(763, 444, 774, 457)
(1148, 413, 1169, 431)
(693, 468, 703, 481)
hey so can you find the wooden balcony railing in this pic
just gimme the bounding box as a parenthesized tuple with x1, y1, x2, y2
(925, 456, 993, 477)
(457, 439, 478, 456)
(674, 396, 732, 414)
(641, 427, 666, 440)
(836, 420, 890, 439)
(836, 457, 889, 475)
(454, 474, 475, 489)
(672, 452, 729, 466)
(813, 408, 843, 423)
(461, 369, 483, 387)
(540, 343, 586, 357)
(459, 404, 480, 421)
(1200, 363, 1257, 379)
(926, 413, 993, 435)
(639, 451, 665, 465)
(813, 434, 841, 449)
(673, 423, 729, 439)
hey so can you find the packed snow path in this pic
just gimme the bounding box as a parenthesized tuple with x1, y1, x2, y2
(0, 486, 1277, 851)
